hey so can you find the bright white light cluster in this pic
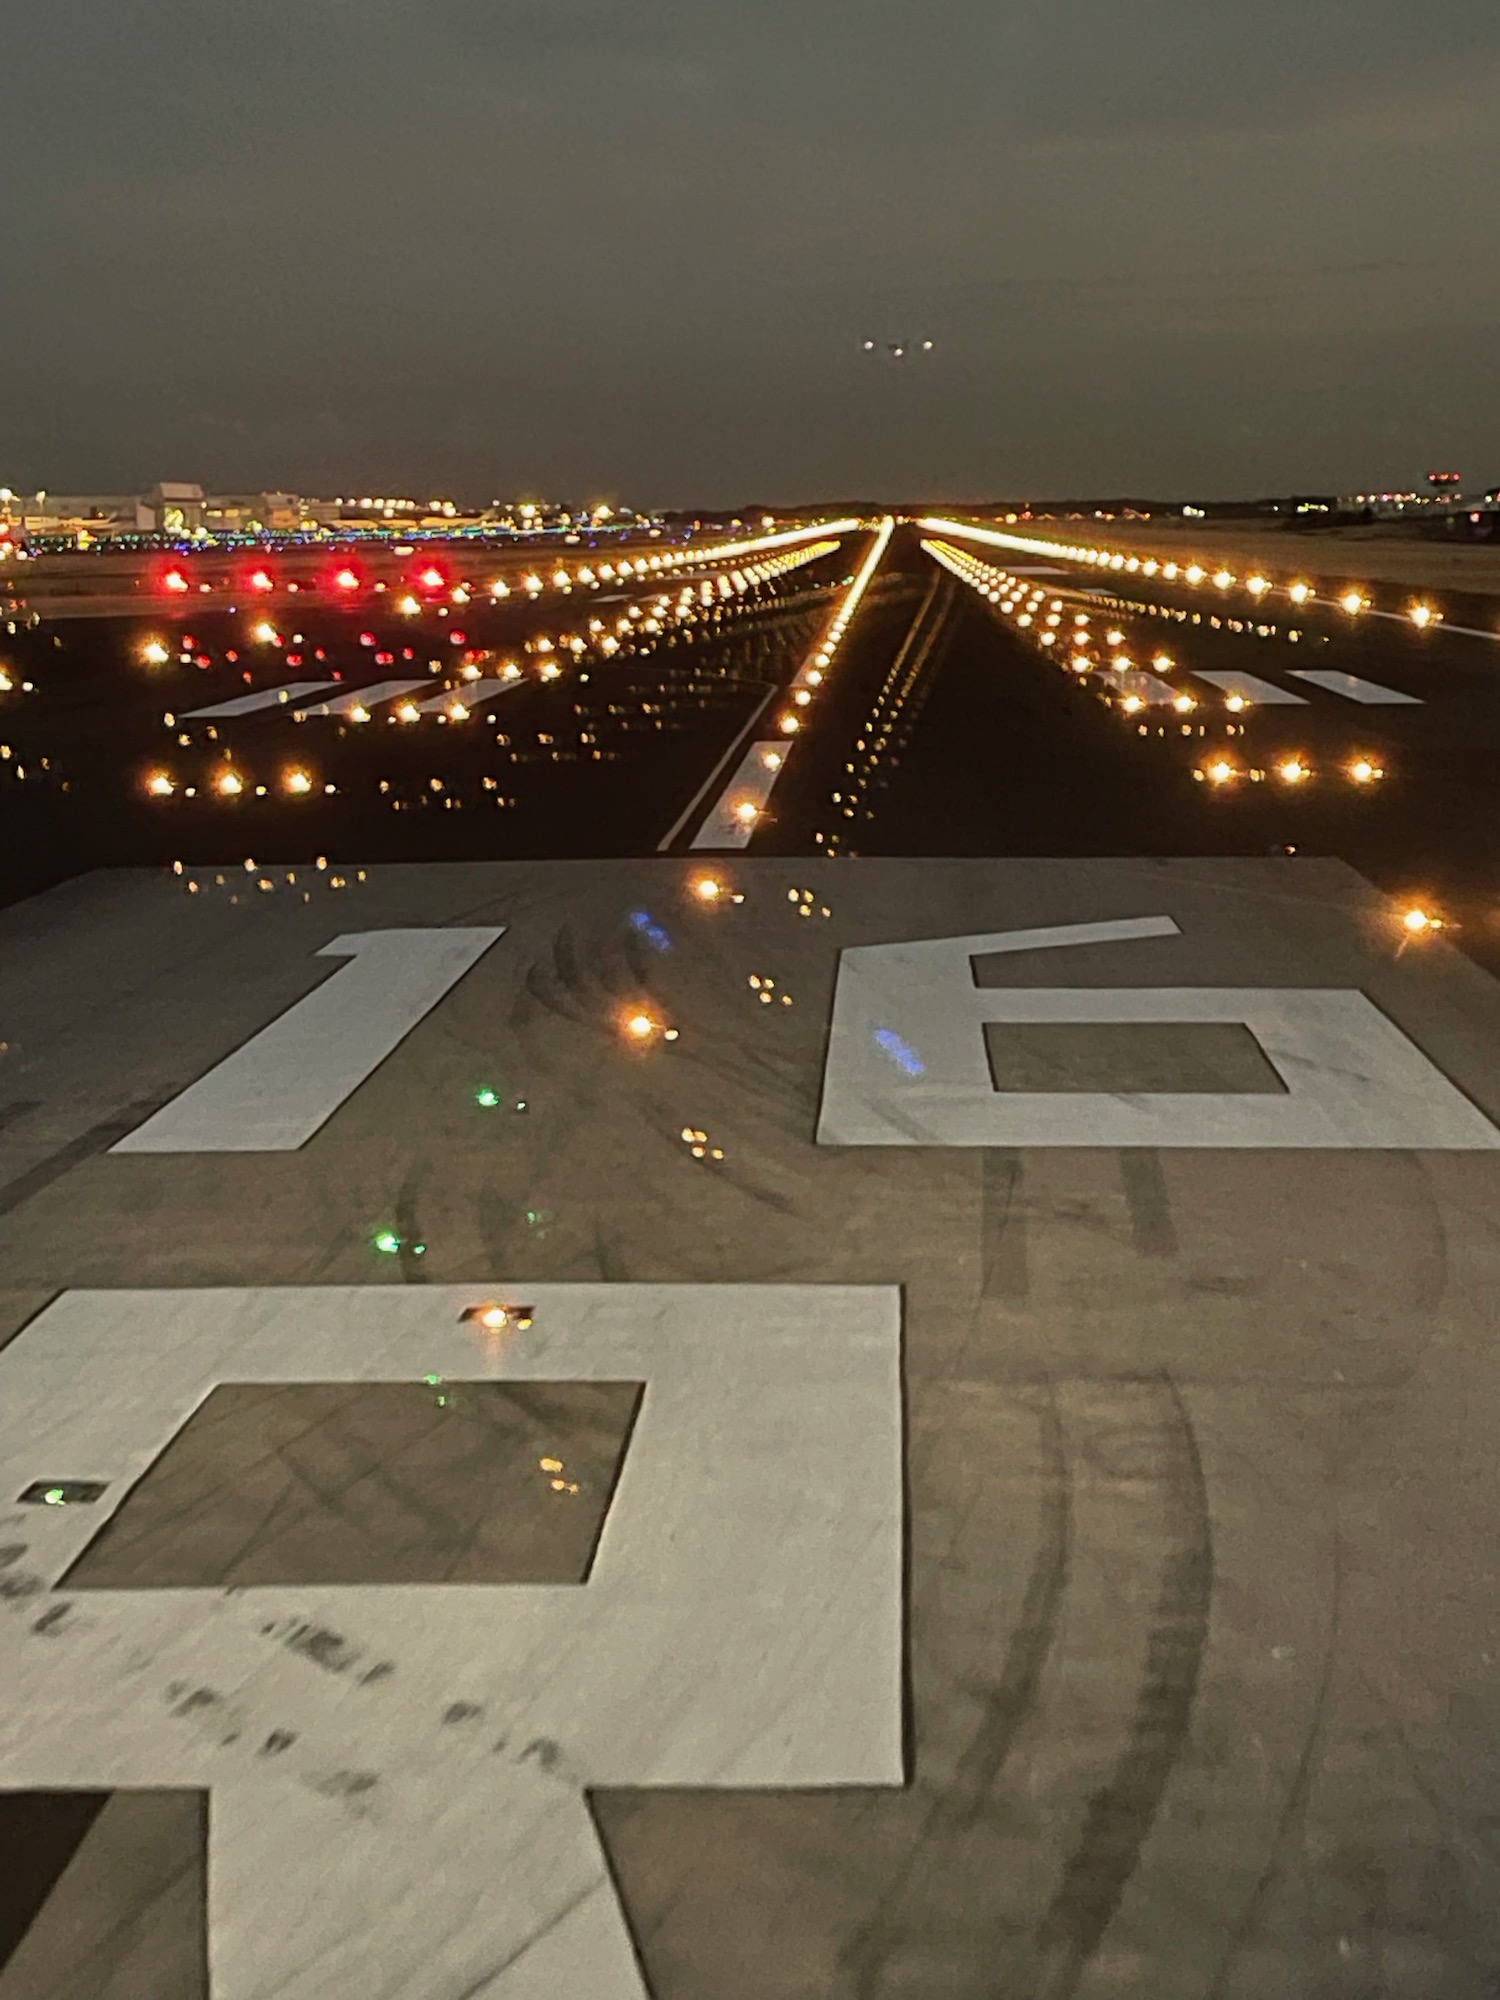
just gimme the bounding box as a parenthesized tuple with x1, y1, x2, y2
(523, 518, 858, 599)
(140, 539, 843, 799)
(776, 517, 895, 737)
(919, 516, 1447, 633)
(925, 537, 1388, 792)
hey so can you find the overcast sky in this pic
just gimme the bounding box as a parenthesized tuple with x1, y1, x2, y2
(4, 0, 1499, 504)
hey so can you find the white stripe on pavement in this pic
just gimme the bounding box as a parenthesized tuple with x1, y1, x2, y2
(111, 928, 505, 1152)
(182, 681, 339, 718)
(1288, 669, 1423, 705)
(689, 743, 789, 849)
(293, 680, 430, 717)
(1103, 671, 1182, 705)
(416, 678, 523, 713)
(1193, 670, 1308, 705)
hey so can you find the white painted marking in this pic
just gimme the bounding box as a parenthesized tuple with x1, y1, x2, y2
(0, 1282, 902, 1999)
(818, 921, 1500, 1149)
(181, 681, 339, 719)
(110, 928, 504, 1152)
(416, 678, 522, 713)
(657, 687, 779, 851)
(1193, 670, 1308, 705)
(689, 742, 788, 849)
(293, 679, 428, 717)
(1104, 670, 1182, 706)
(1288, 669, 1423, 705)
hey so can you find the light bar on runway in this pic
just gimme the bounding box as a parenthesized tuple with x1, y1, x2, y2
(919, 514, 1500, 647)
(685, 517, 895, 848)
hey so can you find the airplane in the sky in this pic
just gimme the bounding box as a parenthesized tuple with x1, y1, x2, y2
(861, 338, 936, 360)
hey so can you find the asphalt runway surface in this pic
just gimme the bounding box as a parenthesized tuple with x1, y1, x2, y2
(4, 520, 1500, 1998)
(7, 521, 1500, 945)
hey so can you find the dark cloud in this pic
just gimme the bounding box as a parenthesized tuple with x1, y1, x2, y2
(2, 0, 1498, 499)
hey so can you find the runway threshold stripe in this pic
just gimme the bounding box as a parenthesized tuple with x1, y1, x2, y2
(1287, 669, 1423, 705)
(1192, 670, 1307, 705)
(415, 679, 523, 714)
(1102, 671, 1180, 705)
(182, 681, 339, 718)
(292, 680, 429, 717)
(689, 743, 788, 850)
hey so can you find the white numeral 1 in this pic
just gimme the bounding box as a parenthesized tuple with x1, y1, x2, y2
(112, 928, 504, 1153)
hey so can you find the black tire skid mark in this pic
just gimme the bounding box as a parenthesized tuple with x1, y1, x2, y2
(1205, 1529, 1345, 2000)
(837, 1380, 1073, 1999)
(1030, 1373, 1214, 2000)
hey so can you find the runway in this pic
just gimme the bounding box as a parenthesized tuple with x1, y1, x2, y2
(5, 519, 1500, 1996)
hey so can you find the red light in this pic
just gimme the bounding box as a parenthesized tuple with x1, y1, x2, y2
(450, 630, 467, 645)
(163, 570, 189, 593)
(359, 631, 376, 646)
(420, 567, 444, 589)
(335, 568, 359, 591)
(250, 569, 273, 591)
